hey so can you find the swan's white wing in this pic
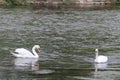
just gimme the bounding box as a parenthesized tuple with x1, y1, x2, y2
(12, 48, 33, 58)
(95, 55, 108, 63)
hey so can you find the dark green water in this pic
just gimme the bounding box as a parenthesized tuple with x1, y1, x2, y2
(0, 8, 120, 80)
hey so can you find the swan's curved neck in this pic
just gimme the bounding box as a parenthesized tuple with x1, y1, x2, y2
(32, 46, 39, 57)
(95, 50, 99, 59)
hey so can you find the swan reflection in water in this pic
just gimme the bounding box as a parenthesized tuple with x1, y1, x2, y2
(13, 58, 54, 74)
(94, 63, 108, 78)
(94, 63, 108, 71)
(13, 58, 39, 71)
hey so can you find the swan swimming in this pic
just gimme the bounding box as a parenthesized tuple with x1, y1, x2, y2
(11, 45, 40, 58)
(94, 49, 108, 63)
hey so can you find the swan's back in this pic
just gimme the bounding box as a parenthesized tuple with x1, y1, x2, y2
(12, 48, 33, 58)
(95, 55, 108, 63)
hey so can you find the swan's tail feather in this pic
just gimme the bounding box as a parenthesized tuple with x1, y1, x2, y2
(10, 51, 19, 57)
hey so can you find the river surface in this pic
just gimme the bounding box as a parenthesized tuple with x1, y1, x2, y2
(0, 8, 120, 80)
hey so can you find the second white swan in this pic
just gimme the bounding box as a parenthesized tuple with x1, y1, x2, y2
(11, 45, 40, 58)
(94, 49, 108, 63)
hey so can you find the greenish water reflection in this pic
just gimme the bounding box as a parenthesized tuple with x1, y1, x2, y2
(0, 8, 119, 80)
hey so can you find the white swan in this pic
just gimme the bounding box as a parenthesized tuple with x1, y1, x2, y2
(94, 49, 108, 63)
(11, 45, 40, 58)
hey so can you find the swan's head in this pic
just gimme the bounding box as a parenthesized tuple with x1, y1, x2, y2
(95, 48, 98, 52)
(34, 45, 41, 53)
